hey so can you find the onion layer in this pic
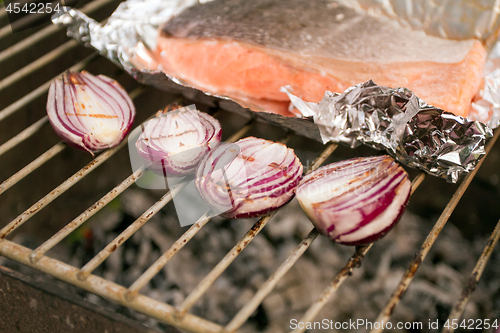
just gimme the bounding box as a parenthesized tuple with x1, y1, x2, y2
(195, 137, 303, 219)
(46, 71, 135, 154)
(296, 155, 411, 245)
(136, 104, 222, 177)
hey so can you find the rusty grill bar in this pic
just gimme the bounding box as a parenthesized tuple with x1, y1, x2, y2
(1, 2, 500, 332)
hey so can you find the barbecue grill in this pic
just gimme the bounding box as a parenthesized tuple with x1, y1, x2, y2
(1, 1, 500, 332)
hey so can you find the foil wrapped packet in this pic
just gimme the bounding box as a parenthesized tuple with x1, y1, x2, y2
(283, 81, 493, 183)
(52, 0, 500, 182)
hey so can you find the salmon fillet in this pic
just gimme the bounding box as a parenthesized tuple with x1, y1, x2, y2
(154, 0, 487, 118)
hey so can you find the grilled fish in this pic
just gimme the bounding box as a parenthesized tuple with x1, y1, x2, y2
(153, 0, 486, 117)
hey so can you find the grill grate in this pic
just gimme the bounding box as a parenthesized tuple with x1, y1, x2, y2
(1, 2, 500, 332)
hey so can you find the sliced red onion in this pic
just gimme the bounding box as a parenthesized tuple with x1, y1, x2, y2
(46, 71, 135, 154)
(195, 137, 303, 219)
(135, 104, 222, 177)
(296, 155, 411, 245)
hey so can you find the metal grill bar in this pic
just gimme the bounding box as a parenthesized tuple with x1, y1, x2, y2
(0, 0, 42, 34)
(304, 143, 339, 174)
(0, 98, 496, 333)
(175, 142, 338, 318)
(0, 238, 225, 333)
(0, 40, 78, 91)
(225, 228, 319, 332)
(125, 212, 212, 299)
(0, 0, 122, 94)
(176, 213, 275, 316)
(0, 53, 97, 122)
(76, 181, 189, 280)
(0, 142, 66, 195)
(0, 25, 59, 64)
(0, 87, 142, 194)
(0, 7, 6, 21)
(29, 167, 145, 264)
(442, 217, 500, 333)
(0, 86, 143, 239)
(0, 139, 126, 239)
(1, 3, 499, 330)
(0, 0, 115, 64)
(0, 23, 13, 40)
(370, 130, 500, 332)
(223, 142, 339, 332)
(0, 116, 48, 157)
(129, 142, 338, 306)
(75, 120, 253, 280)
(125, 122, 254, 300)
(292, 245, 373, 333)
(224, 122, 255, 144)
(290, 172, 426, 333)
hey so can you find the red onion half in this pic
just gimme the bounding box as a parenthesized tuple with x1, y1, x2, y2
(296, 155, 411, 245)
(195, 137, 303, 219)
(136, 105, 222, 177)
(46, 71, 135, 154)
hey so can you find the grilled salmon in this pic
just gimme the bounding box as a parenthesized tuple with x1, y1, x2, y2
(153, 0, 486, 118)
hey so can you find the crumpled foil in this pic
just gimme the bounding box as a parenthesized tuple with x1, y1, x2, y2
(284, 81, 493, 183)
(52, 0, 500, 181)
(53, 0, 198, 70)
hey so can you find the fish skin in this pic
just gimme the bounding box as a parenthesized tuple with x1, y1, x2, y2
(156, 0, 487, 117)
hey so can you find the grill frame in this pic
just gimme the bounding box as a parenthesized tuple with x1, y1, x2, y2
(1, 3, 500, 332)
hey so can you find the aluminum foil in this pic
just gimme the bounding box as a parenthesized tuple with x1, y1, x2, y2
(52, 0, 500, 181)
(284, 81, 493, 183)
(53, 0, 198, 70)
(469, 41, 500, 129)
(338, 0, 500, 42)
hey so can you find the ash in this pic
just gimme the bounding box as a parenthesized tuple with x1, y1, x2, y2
(3, 188, 500, 333)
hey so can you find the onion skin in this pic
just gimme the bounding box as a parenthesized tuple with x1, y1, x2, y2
(296, 155, 411, 245)
(46, 71, 135, 154)
(195, 137, 303, 219)
(136, 104, 222, 177)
